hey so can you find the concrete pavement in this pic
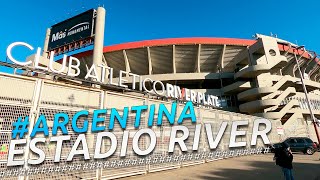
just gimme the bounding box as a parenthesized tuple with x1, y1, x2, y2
(121, 152, 320, 180)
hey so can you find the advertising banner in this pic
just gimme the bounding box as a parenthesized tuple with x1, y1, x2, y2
(48, 9, 95, 51)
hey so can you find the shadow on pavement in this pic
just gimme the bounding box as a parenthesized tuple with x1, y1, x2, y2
(196, 161, 320, 180)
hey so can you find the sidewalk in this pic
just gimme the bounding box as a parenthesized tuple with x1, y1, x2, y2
(121, 152, 320, 180)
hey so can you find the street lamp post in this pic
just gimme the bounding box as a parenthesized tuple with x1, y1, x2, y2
(293, 46, 320, 144)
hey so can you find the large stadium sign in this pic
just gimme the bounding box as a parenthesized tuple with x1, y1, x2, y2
(6, 42, 220, 107)
(7, 106, 271, 166)
(48, 9, 95, 51)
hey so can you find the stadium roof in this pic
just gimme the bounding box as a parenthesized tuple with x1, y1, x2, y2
(70, 37, 319, 65)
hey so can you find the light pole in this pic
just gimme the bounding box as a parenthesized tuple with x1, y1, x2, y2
(293, 46, 320, 144)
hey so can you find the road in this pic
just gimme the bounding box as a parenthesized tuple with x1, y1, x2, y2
(121, 152, 320, 180)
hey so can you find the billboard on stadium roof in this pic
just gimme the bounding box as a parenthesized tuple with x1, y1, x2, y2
(48, 9, 95, 51)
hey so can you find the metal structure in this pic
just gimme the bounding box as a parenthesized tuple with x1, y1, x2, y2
(0, 72, 280, 180)
(292, 46, 320, 143)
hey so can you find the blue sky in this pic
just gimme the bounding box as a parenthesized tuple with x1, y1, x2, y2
(1, 0, 319, 73)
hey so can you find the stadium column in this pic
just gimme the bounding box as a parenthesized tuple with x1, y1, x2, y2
(147, 47, 153, 75)
(42, 28, 51, 57)
(173, 45, 176, 74)
(196, 44, 201, 73)
(33, 28, 51, 79)
(19, 79, 44, 180)
(93, 7, 106, 84)
(123, 50, 131, 77)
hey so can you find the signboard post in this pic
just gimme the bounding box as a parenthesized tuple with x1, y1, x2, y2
(92, 7, 106, 83)
(276, 127, 284, 135)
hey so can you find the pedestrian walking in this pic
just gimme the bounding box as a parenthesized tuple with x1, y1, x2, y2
(274, 142, 294, 180)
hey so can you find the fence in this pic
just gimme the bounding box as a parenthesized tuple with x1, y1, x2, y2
(0, 73, 282, 180)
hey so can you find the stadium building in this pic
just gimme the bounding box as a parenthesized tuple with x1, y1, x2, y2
(0, 7, 319, 179)
(71, 34, 320, 141)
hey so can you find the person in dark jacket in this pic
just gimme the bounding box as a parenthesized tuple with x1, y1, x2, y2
(274, 142, 294, 180)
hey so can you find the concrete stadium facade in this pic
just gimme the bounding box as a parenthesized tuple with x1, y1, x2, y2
(0, 34, 319, 179)
(72, 35, 320, 141)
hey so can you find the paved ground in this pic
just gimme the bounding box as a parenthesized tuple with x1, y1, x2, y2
(122, 152, 320, 180)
